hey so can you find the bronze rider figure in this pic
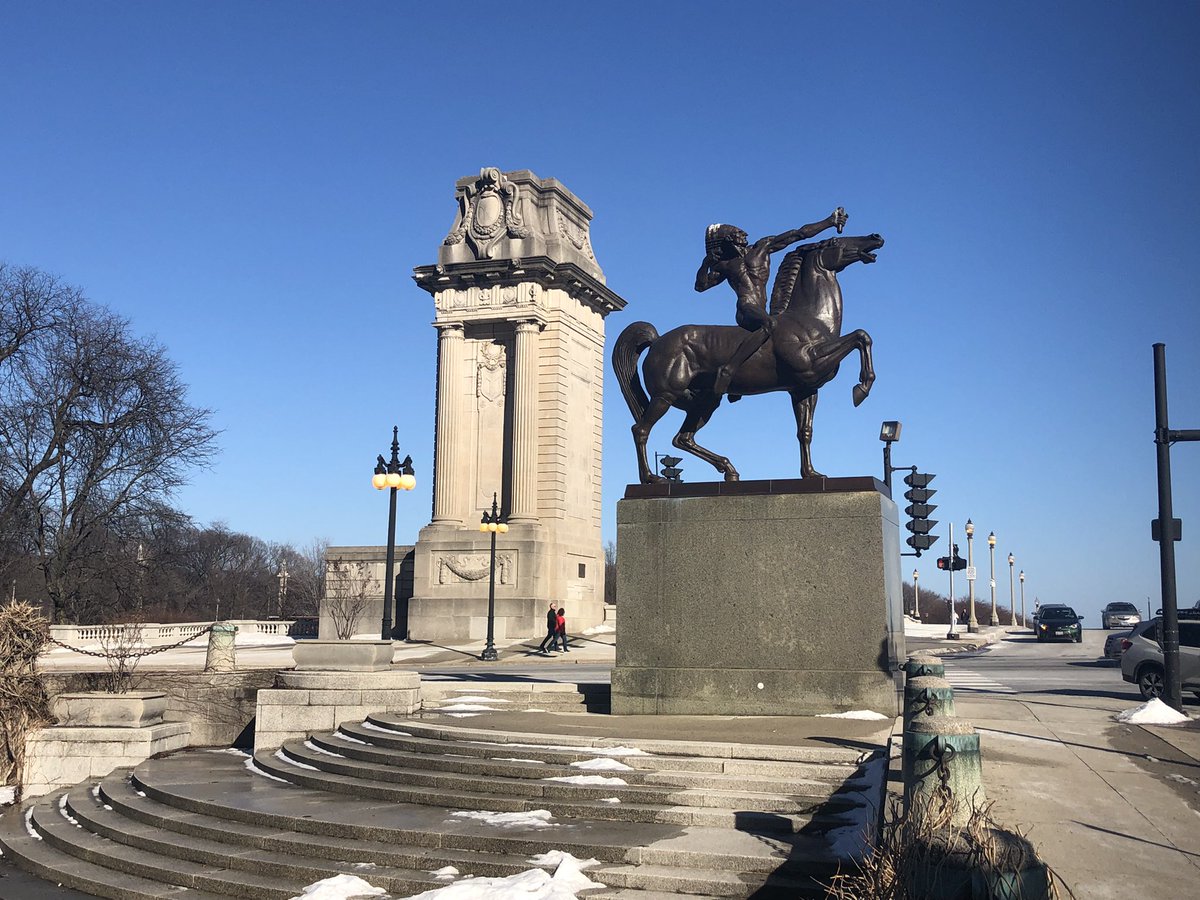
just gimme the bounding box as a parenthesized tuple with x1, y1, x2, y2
(695, 208, 848, 396)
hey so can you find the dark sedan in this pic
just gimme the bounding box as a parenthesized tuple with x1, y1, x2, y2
(1035, 606, 1084, 643)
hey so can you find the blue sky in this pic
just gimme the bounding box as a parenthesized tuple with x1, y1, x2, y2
(3, 1, 1198, 621)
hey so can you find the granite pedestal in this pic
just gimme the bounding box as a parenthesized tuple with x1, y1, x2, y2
(611, 477, 905, 716)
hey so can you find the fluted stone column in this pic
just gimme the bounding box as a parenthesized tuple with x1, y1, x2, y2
(509, 320, 540, 523)
(432, 323, 465, 524)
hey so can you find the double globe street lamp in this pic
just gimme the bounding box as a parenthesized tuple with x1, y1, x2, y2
(372, 427, 415, 640)
(479, 493, 509, 661)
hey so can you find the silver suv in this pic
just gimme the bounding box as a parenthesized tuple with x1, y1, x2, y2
(1102, 602, 1141, 630)
(1120, 616, 1200, 700)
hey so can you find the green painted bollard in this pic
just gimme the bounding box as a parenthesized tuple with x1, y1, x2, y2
(904, 715, 985, 826)
(204, 622, 238, 672)
(904, 652, 944, 680)
(903, 675, 955, 733)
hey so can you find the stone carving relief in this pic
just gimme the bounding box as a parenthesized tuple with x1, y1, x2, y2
(557, 210, 595, 260)
(476, 341, 506, 403)
(444, 167, 529, 259)
(438, 553, 513, 584)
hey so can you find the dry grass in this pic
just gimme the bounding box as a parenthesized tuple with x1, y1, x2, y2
(0, 601, 53, 797)
(827, 792, 1074, 899)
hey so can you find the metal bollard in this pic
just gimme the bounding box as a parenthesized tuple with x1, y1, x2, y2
(904, 652, 945, 680)
(204, 622, 238, 672)
(903, 674, 955, 733)
(904, 714, 985, 825)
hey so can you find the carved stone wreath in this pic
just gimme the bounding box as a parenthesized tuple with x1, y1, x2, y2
(438, 553, 513, 584)
(557, 210, 595, 260)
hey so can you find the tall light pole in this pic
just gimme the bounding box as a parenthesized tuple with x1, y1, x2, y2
(912, 568, 920, 620)
(372, 427, 416, 640)
(1008, 552, 1017, 626)
(479, 493, 509, 661)
(1019, 570, 1027, 630)
(987, 532, 998, 626)
(276, 560, 289, 619)
(965, 519, 978, 633)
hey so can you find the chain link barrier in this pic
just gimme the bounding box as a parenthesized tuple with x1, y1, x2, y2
(45, 624, 216, 660)
(930, 735, 958, 792)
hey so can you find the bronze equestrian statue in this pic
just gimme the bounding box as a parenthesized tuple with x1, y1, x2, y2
(613, 219, 883, 484)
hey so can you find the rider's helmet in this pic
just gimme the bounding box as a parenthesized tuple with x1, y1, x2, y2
(706, 224, 748, 257)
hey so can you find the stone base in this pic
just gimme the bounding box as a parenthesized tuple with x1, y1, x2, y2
(612, 478, 905, 716)
(291, 640, 395, 671)
(254, 669, 421, 751)
(408, 521, 605, 642)
(23, 722, 191, 799)
(52, 691, 168, 728)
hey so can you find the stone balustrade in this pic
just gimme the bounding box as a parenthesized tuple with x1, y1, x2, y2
(48, 619, 296, 648)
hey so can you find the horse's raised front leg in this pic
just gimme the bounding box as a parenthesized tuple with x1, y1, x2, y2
(790, 390, 823, 479)
(632, 395, 675, 484)
(672, 396, 740, 481)
(806, 329, 875, 407)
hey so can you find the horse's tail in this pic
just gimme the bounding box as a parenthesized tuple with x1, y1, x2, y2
(769, 244, 807, 315)
(611, 321, 659, 421)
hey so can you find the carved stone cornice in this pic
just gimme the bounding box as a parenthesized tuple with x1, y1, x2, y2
(413, 256, 626, 316)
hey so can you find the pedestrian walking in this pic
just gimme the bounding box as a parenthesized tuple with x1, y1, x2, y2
(537, 601, 558, 653)
(555, 604, 569, 652)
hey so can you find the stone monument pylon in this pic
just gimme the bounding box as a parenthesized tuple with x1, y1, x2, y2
(407, 168, 626, 641)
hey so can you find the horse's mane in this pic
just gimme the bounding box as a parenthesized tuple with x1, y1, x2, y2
(769, 239, 828, 316)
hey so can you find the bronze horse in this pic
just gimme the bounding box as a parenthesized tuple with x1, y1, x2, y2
(612, 233, 884, 483)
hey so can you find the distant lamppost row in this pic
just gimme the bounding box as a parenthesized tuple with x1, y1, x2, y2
(1019, 569, 1027, 629)
(987, 532, 998, 626)
(372, 427, 416, 640)
(965, 519, 978, 633)
(912, 568, 920, 620)
(479, 492, 509, 661)
(1008, 552, 1018, 626)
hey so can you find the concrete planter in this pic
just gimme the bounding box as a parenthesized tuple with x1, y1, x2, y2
(52, 691, 168, 728)
(292, 640, 394, 672)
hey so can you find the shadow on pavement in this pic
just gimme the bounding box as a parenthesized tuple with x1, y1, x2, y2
(1075, 821, 1200, 860)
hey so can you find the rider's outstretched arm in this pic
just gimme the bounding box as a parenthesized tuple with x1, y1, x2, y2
(757, 209, 847, 254)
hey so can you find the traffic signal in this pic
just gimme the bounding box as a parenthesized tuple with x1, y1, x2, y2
(659, 455, 683, 482)
(903, 471, 938, 552)
(936, 545, 967, 571)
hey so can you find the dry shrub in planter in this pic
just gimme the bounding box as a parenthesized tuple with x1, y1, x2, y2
(0, 602, 53, 797)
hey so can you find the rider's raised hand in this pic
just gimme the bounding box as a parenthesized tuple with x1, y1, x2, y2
(831, 207, 848, 233)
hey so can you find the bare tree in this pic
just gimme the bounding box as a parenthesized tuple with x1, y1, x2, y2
(604, 541, 617, 604)
(324, 559, 379, 640)
(0, 269, 218, 622)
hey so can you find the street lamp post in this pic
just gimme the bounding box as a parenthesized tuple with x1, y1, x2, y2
(912, 568, 920, 620)
(879, 421, 902, 491)
(276, 560, 289, 619)
(987, 532, 998, 626)
(479, 493, 509, 661)
(372, 427, 416, 641)
(1008, 552, 1017, 626)
(965, 519, 978, 633)
(1019, 570, 1026, 629)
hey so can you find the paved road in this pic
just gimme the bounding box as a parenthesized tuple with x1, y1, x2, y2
(942, 627, 1200, 707)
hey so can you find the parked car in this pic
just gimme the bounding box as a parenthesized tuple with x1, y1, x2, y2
(1101, 602, 1142, 630)
(1121, 614, 1200, 700)
(1034, 606, 1083, 642)
(1104, 630, 1132, 660)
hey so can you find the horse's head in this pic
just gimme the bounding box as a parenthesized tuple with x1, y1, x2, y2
(813, 234, 885, 272)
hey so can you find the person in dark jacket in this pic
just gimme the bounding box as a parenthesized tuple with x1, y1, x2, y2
(537, 601, 558, 653)
(555, 605, 569, 652)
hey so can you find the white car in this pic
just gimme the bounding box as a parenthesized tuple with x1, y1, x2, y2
(1101, 602, 1142, 630)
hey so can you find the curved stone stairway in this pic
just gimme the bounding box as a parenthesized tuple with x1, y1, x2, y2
(0, 711, 885, 899)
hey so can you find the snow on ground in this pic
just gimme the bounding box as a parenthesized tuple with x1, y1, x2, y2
(581, 624, 615, 635)
(543, 775, 628, 786)
(1115, 698, 1191, 725)
(444, 696, 510, 704)
(397, 852, 604, 900)
(244, 757, 291, 783)
(289, 873, 385, 899)
(0, 786, 15, 806)
(492, 757, 543, 764)
(305, 740, 346, 758)
(476, 742, 648, 756)
(449, 809, 557, 829)
(360, 722, 412, 736)
(816, 710, 889, 720)
(439, 704, 506, 712)
(569, 758, 633, 772)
